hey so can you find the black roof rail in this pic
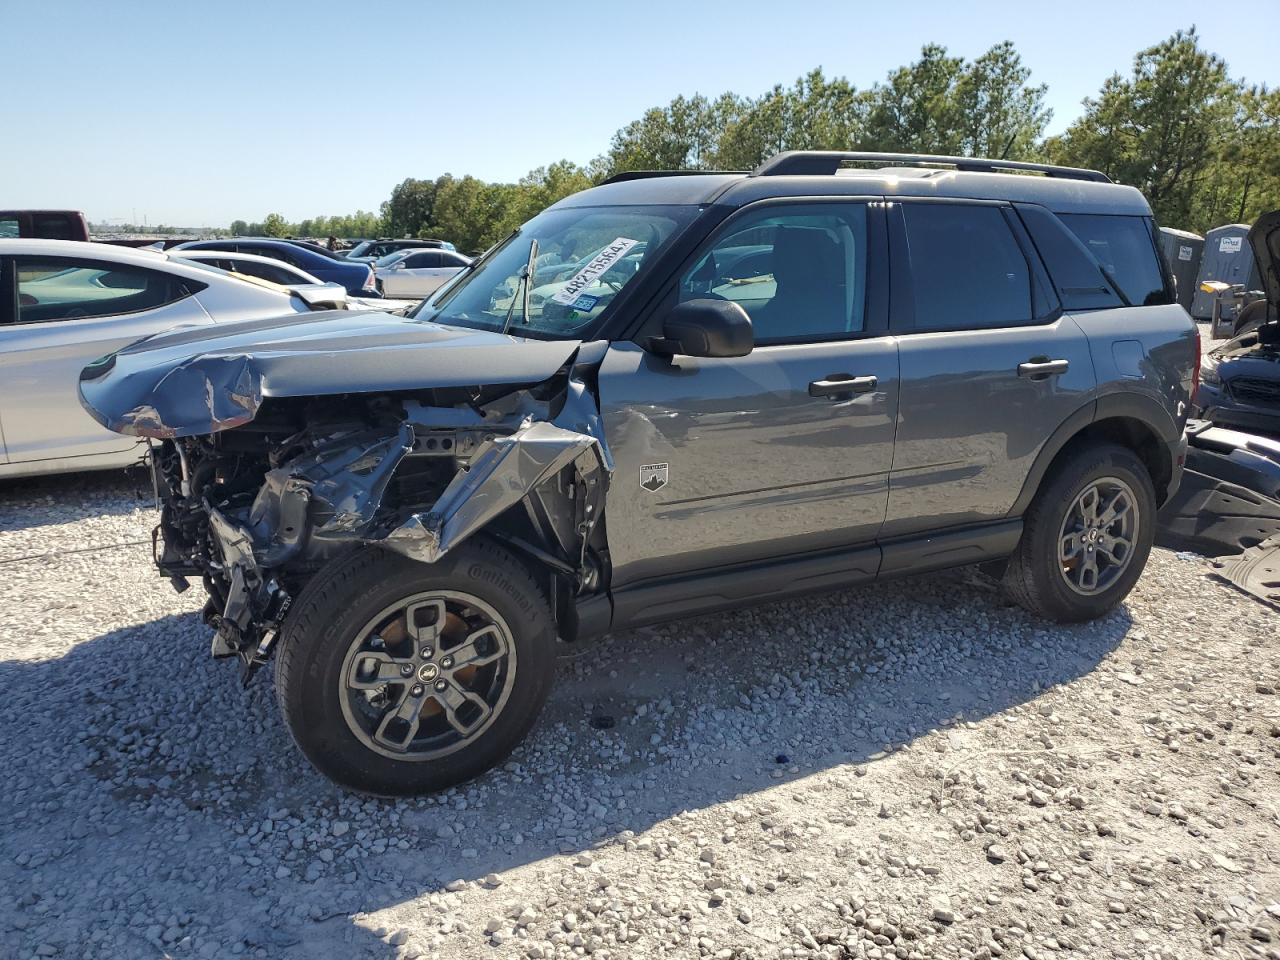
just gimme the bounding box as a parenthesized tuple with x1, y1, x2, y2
(601, 169, 748, 185)
(752, 151, 1111, 184)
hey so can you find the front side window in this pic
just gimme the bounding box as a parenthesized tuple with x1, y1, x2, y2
(11, 257, 199, 324)
(680, 202, 868, 343)
(413, 204, 698, 339)
(1058, 214, 1171, 307)
(0, 218, 18, 238)
(901, 202, 1032, 330)
(403, 252, 438, 269)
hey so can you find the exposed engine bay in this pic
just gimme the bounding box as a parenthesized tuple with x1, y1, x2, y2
(148, 362, 612, 684)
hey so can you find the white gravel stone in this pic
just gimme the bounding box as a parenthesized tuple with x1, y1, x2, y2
(1, 471, 1277, 958)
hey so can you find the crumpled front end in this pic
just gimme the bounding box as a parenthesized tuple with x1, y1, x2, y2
(147, 351, 612, 682)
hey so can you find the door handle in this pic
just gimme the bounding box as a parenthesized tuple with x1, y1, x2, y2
(1017, 358, 1069, 379)
(809, 375, 878, 398)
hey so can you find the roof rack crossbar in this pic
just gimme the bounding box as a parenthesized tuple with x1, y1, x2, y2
(751, 151, 1111, 184)
(601, 169, 748, 185)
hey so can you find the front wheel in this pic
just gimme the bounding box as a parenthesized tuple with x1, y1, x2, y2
(274, 541, 556, 796)
(1002, 444, 1156, 623)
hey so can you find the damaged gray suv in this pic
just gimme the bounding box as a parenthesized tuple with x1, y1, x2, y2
(80, 151, 1198, 795)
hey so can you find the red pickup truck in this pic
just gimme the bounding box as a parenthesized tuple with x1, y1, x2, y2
(0, 209, 90, 241)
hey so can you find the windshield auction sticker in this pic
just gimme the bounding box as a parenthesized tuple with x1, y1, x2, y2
(551, 238, 640, 305)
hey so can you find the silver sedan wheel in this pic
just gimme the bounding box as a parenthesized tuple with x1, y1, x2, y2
(338, 590, 517, 762)
(1058, 477, 1140, 596)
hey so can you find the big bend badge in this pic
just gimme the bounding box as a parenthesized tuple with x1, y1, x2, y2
(639, 462, 668, 493)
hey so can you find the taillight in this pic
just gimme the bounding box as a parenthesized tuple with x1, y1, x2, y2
(364, 266, 376, 292)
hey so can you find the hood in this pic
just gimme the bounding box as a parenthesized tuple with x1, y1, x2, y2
(1248, 211, 1280, 322)
(78, 310, 582, 439)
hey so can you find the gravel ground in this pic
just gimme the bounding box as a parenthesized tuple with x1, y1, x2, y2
(1, 467, 1277, 960)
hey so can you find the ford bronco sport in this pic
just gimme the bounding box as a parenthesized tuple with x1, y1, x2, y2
(80, 151, 1197, 796)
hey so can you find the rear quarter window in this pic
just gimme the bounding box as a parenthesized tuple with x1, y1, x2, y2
(1057, 214, 1171, 307)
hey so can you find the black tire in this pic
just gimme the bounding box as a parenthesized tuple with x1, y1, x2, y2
(1002, 443, 1156, 623)
(274, 540, 556, 796)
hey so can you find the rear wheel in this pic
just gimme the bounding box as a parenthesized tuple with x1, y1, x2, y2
(1002, 444, 1156, 622)
(274, 541, 556, 796)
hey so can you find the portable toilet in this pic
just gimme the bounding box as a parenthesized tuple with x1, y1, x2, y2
(1158, 227, 1203, 312)
(1191, 223, 1263, 320)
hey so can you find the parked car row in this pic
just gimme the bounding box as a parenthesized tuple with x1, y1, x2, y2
(173, 237, 378, 297)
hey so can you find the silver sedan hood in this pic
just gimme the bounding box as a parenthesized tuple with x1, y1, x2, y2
(78, 310, 582, 439)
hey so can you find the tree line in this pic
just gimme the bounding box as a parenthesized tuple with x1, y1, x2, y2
(234, 28, 1278, 253)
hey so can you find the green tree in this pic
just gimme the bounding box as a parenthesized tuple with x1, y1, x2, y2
(717, 70, 865, 169)
(261, 212, 289, 237)
(862, 44, 965, 152)
(421, 175, 516, 253)
(1046, 28, 1239, 229)
(949, 41, 1051, 158)
(605, 93, 746, 173)
(1197, 84, 1280, 227)
(382, 177, 439, 238)
(229, 219, 248, 236)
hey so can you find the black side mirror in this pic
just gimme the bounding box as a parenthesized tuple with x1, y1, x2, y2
(650, 298, 753, 358)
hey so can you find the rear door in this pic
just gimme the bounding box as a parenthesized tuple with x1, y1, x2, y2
(393, 252, 451, 296)
(883, 199, 1095, 538)
(0, 254, 211, 463)
(598, 198, 898, 586)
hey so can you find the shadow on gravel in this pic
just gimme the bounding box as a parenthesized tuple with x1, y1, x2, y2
(0, 570, 1133, 958)
(0, 466, 153, 532)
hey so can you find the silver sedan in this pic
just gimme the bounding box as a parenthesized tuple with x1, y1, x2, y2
(0, 239, 345, 479)
(374, 249, 471, 300)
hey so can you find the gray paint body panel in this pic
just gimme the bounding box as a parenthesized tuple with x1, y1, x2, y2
(597, 338, 899, 587)
(883, 316, 1097, 537)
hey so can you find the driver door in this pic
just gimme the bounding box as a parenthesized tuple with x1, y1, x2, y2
(597, 199, 898, 588)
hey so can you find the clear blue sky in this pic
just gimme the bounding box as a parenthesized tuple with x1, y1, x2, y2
(3, 0, 1276, 226)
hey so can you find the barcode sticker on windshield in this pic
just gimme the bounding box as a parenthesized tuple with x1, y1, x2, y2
(551, 238, 640, 305)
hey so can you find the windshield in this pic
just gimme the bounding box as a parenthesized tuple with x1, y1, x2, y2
(346, 241, 373, 258)
(409, 204, 698, 338)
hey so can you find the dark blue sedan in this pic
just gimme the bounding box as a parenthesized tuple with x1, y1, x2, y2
(174, 238, 377, 296)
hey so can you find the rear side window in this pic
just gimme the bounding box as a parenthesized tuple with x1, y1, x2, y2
(0, 218, 17, 238)
(1015, 204, 1123, 311)
(10, 257, 202, 324)
(1057, 214, 1171, 307)
(901, 202, 1032, 330)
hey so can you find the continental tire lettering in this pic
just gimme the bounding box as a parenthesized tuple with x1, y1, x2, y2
(468, 563, 537, 621)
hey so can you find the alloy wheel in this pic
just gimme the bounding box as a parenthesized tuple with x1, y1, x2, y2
(1057, 477, 1140, 596)
(338, 591, 517, 761)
